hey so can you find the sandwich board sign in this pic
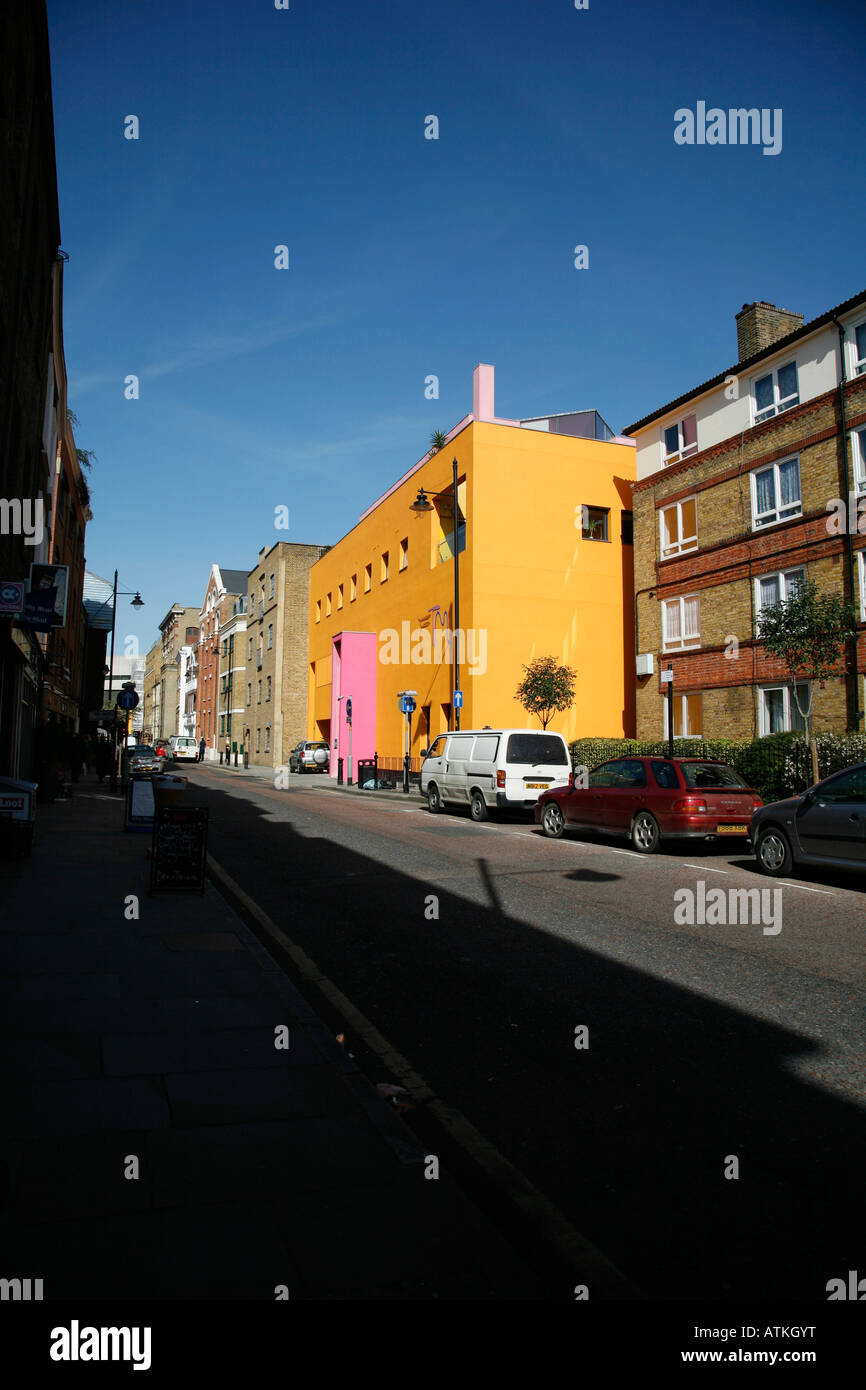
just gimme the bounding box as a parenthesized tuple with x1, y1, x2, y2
(151, 806, 208, 894)
(124, 774, 154, 832)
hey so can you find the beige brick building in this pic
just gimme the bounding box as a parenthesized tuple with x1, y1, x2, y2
(243, 541, 330, 767)
(142, 637, 161, 742)
(626, 292, 866, 743)
(152, 604, 200, 741)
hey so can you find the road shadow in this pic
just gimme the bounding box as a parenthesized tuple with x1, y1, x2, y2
(165, 773, 866, 1299)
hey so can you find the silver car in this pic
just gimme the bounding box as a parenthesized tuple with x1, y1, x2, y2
(751, 763, 866, 876)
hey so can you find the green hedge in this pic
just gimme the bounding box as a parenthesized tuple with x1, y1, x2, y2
(569, 732, 866, 804)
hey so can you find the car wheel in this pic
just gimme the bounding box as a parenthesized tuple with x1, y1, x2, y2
(541, 802, 566, 838)
(469, 790, 489, 822)
(756, 826, 793, 877)
(427, 783, 442, 813)
(631, 810, 660, 854)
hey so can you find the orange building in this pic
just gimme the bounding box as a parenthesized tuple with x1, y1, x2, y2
(308, 366, 636, 774)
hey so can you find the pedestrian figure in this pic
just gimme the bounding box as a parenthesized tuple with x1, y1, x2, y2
(199, 737, 206, 763)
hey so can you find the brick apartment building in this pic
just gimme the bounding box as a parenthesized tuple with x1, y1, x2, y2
(0, 0, 68, 777)
(626, 292, 866, 742)
(196, 564, 247, 759)
(244, 541, 329, 768)
(215, 599, 246, 759)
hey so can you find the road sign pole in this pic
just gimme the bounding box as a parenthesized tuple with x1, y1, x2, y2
(666, 664, 674, 758)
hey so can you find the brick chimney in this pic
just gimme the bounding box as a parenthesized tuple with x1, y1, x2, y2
(735, 301, 803, 363)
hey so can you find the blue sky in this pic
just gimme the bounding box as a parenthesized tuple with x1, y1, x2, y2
(46, 0, 864, 652)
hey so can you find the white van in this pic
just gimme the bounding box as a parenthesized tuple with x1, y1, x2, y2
(169, 735, 198, 763)
(420, 728, 571, 821)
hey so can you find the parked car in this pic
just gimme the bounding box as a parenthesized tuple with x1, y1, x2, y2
(752, 763, 866, 876)
(169, 735, 199, 763)
(289, 740, 330, 773)
(123, 744, 164, 776)
(535, 756, 763, 853)
(421, 728, 572, 821)
(154, 739, 171, 758)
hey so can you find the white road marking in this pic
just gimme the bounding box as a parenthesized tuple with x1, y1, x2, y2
(779, 881, 835, 896)
(683, 864, 728, 873)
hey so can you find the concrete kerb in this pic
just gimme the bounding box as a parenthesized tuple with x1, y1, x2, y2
(198, 762, 425, 808)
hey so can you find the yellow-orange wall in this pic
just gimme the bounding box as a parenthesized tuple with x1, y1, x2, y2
(307, 420, 636, 756)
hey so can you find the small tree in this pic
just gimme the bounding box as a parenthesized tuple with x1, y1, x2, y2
(757, 578, 857, 784)
(515, 656, 576, 730)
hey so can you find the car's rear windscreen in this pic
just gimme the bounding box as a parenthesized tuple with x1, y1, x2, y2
(505, 734, 568, 765)
(680, 762, 748, 789)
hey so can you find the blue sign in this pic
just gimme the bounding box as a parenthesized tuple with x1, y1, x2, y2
(117, 689, 139, 710)
(345, 697, 352, 724)
(452, 690, 463, 709)
(399, 696, 416, 715)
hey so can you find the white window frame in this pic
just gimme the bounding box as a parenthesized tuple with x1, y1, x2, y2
(659, 496, 698, 559)
(754, 566, 806, 634)
(859, 550, 866, 622)
(750, 455, 802, 529)
(853, 321, 866, 377)
(661, 413, 698, 465)
(752, 360, 799, 424)
(759, 683, 809, 736)
(661, 594, 701, 652)
(853, 426, 866, 495)
(663, 691, 703, 739)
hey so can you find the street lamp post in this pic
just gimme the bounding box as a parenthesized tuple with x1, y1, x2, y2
(410, 455, 462, 731)
(106, 570, 144, 792)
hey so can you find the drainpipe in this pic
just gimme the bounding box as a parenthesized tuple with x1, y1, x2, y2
(832, 318, 861, 731)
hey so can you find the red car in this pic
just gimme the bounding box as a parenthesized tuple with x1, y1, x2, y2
(154, 739, 171, 758)
(534, 756, 763, 853)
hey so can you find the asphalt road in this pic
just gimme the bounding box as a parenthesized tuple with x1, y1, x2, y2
(184, 765, 866, 1300)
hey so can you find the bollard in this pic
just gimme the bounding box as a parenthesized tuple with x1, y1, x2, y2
(337, 756, 343, 786)
(244, 749, 249, 769)
(403, 753, 410, 794)
(219, 751, 224, 765)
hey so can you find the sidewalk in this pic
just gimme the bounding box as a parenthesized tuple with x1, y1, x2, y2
(0, 777, 548, 1299)
(201, 757, 425, 807)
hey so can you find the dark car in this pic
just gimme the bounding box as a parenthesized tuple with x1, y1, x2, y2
(751, 763, 866, 876)
(534, 756, 763, 853)
(289, 740, 330, 773)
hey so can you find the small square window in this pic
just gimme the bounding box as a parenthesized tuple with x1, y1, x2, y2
(337, 584, 343, 609)
(364, 564, 372, 593)
(325, 594, 332, 617)
(581, 506, 609, 541)
(350, 574, 357, 601)
(399, 538, 408, 570)
(662, 413, 698, 463)
(315, 600, 321, 623)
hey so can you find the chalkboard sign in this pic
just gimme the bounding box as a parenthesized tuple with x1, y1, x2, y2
(151, 806, 208, 893)
(125, 774, 155, 832)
